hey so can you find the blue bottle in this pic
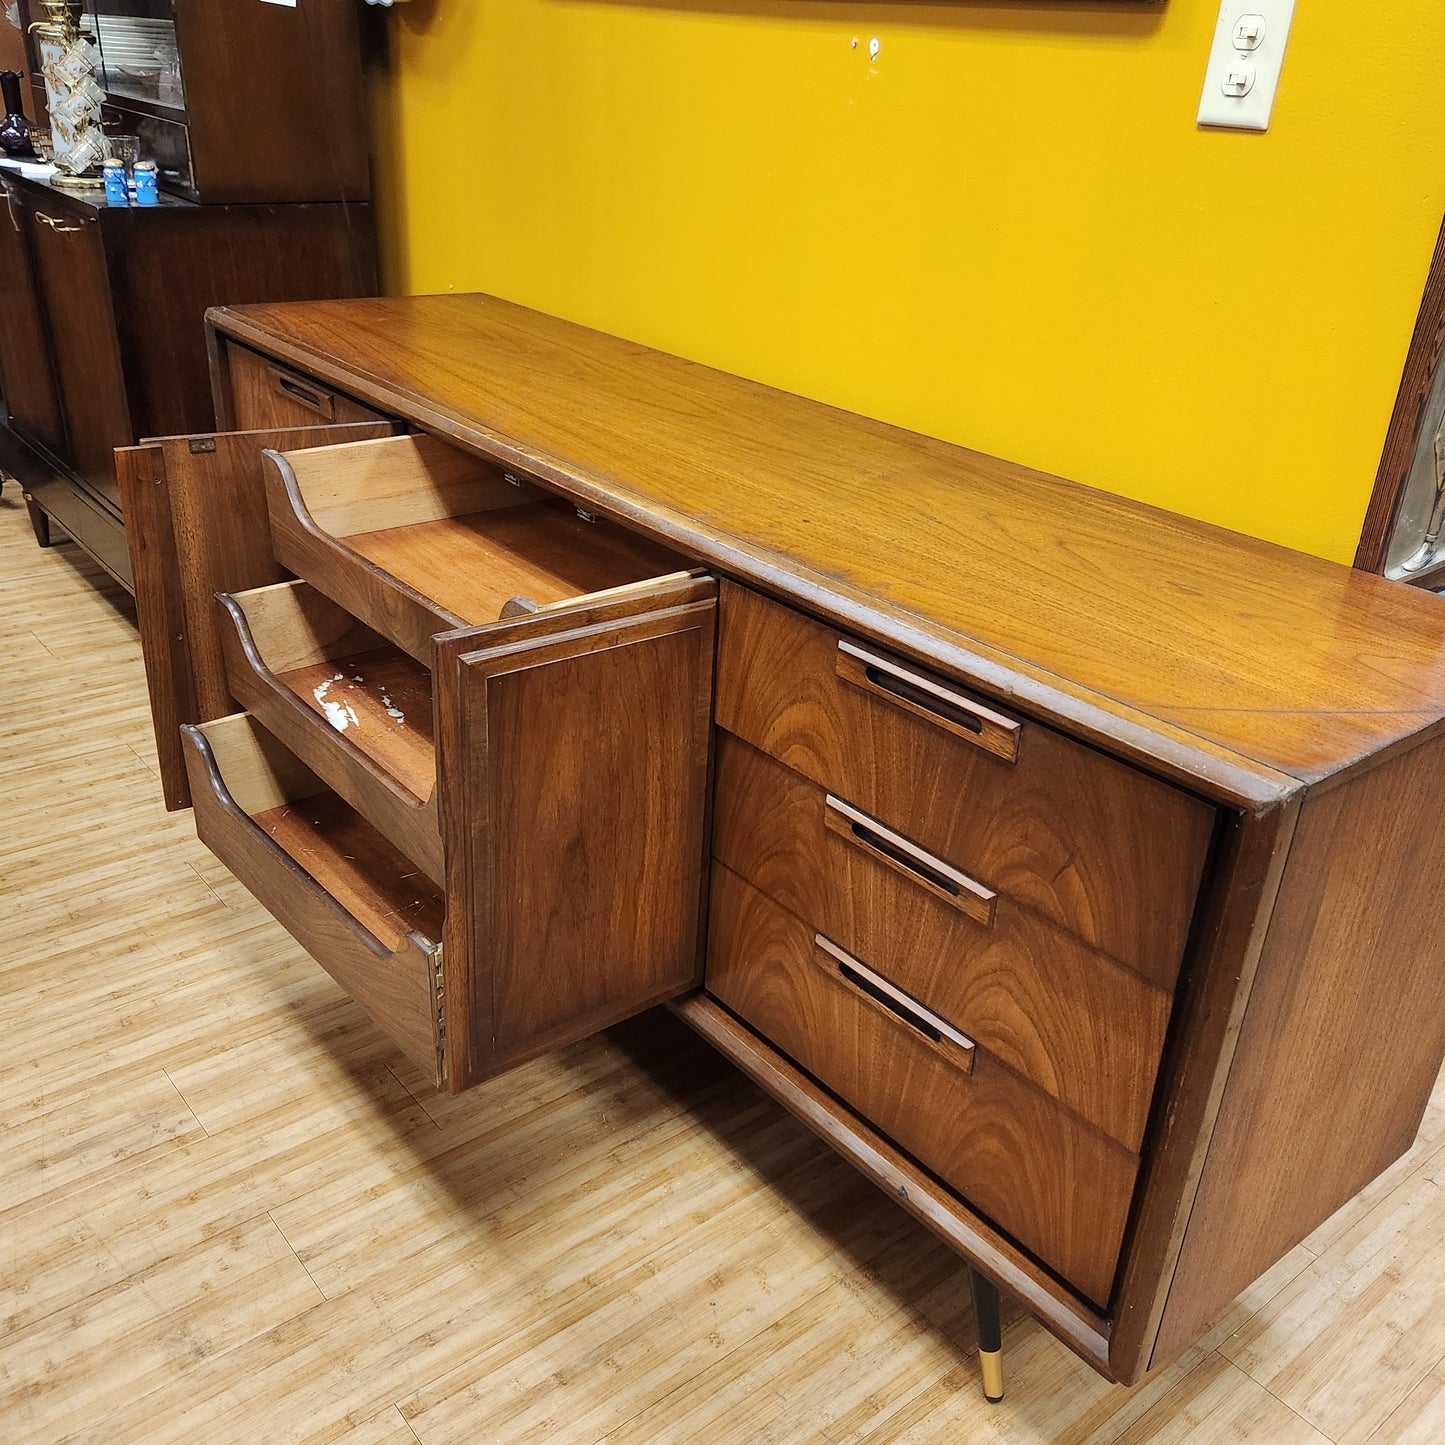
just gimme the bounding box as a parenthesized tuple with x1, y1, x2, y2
(133, 160, 158, 206)
(102, 159, 128, 206)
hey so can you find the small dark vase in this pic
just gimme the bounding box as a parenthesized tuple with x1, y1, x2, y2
(0, 71, 35, 160)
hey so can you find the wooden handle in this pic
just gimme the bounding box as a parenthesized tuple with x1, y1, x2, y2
(268, 366, 336, 421)
(836, 640, 1020, 762)
(815, 933, 976, 1075)
(824, 794, 997, 928)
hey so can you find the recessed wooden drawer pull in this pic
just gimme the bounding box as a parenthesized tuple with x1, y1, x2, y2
(824, 794, 997, 928)
(836, 640, 1021, 762)
(269, 367, 337, 421)
(815, 933, 976, 1075)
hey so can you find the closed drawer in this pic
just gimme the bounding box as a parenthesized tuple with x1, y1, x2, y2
(264, 431, 693, 665)
(182, 712, 446, 1085)
(708, 865, 1137, 1306)
(218, 579, 443, 885)
(228, 344, 391, 431)
(712, 732, 1172, 1151)
(715, 583, 1216, 985)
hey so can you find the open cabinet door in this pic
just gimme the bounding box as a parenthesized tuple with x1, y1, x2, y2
(117, 421, 399, 809)
(434, 577, 717, 1092)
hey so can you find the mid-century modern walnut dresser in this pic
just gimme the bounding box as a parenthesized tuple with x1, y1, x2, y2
(116, 293, 1445, 1398)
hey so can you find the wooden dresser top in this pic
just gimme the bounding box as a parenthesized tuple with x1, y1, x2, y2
(210, 294, 1445, 807)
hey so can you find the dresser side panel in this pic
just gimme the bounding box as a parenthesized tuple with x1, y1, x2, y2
(1152, 731, 1445, 1367)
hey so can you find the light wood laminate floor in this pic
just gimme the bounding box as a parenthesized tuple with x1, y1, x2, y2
(2, 489, 1444, 1445)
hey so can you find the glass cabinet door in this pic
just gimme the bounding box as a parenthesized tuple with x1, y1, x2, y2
(87, 0, 185, 114)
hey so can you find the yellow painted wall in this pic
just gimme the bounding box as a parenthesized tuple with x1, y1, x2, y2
(369, 1, 1445, 562)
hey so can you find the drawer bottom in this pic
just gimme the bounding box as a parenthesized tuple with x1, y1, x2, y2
(706, 864, 1139, 1307)
(181, 712, 446, 1086)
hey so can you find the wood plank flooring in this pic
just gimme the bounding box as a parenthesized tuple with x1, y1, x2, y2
(2, 489, 1443, 1444)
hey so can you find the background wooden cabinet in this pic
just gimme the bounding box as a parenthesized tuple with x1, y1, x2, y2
(0, 173, 374, 588)
(0, 178, 64, 460)
(15, 0, 369, 204)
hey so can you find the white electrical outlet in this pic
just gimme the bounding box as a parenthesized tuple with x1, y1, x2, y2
(1197, 0, 1296, 132)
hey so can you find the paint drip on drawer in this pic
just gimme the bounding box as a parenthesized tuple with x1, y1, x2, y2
(313, 672, 407, 733)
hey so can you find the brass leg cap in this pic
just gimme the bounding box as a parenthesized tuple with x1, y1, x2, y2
(979, 1346, 1004, 1403)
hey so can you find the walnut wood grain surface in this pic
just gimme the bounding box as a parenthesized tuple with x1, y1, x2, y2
(280, 652, 436, 797)
(344, 505, 682, 627)
(1103, 799, 1300, 1383)
(712, 732, 1174, 1151)
(118, 419, 399, 811)
(671, 993, 1116, 1378)
(117, 441, 196, 810)
(217, 581, 443, 885)
(252, 795, 444, 952)
(706, 864, 1138, 1308)
(433, 580, 718, 1090)
(20, 498, 1445, 1441)
(182, 714, 445, 1085)
(228, 343, 389, 431)
(1152, 727, 1445, 1365)
(266, 432, 684, 665)
(716, 583, 1216, 982)
(209, 293, 1445, 793)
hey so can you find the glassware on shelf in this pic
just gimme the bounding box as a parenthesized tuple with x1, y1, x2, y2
(30, 0, 106, 188)
(102, 131, 139, 169)
(155, 41, 182, 108)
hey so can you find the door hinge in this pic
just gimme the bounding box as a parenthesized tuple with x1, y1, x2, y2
(432, 944, 446, 1084)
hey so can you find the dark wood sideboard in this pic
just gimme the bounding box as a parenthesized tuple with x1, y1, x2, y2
(118, 293, 1445, 1399)
(0, 0, 374, 589)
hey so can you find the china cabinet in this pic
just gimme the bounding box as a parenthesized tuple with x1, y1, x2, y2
(0, 0, 374, 588)
(16, 0, 368, 202)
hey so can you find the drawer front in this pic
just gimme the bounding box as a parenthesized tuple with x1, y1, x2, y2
(712, 732, 1172, 1150)
(432, 577, 719, 1091)
(707, 864, 1137, 1306)
(228, 343, 389, 432)
(715, 583, 1216, 985)
(181, 713, 445, 1087)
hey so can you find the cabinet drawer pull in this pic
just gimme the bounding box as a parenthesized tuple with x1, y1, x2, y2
(836, 639, 1020, 762)
(35, 211, 86, 234)
(268, 366, 337, 421)
(824, 794, 997, 928)
(815, 933, 976, 1075)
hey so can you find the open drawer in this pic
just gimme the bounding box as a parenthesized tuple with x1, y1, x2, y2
(182, 713, 447, 1085)
(263, 431, 694, 665)
(194, 566, 718, 1092)
(217, 580, 444, 885)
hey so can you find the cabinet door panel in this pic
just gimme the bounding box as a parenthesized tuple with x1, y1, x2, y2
(435, 581, 717, 1090)
(117, 419, 400, 809)
(0, 177, 64, 457)
(27, 200, 129, 509)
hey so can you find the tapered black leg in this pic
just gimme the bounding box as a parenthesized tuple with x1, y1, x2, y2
(23, 493, 52, 548)
(969, 1266, 1004, 1403)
